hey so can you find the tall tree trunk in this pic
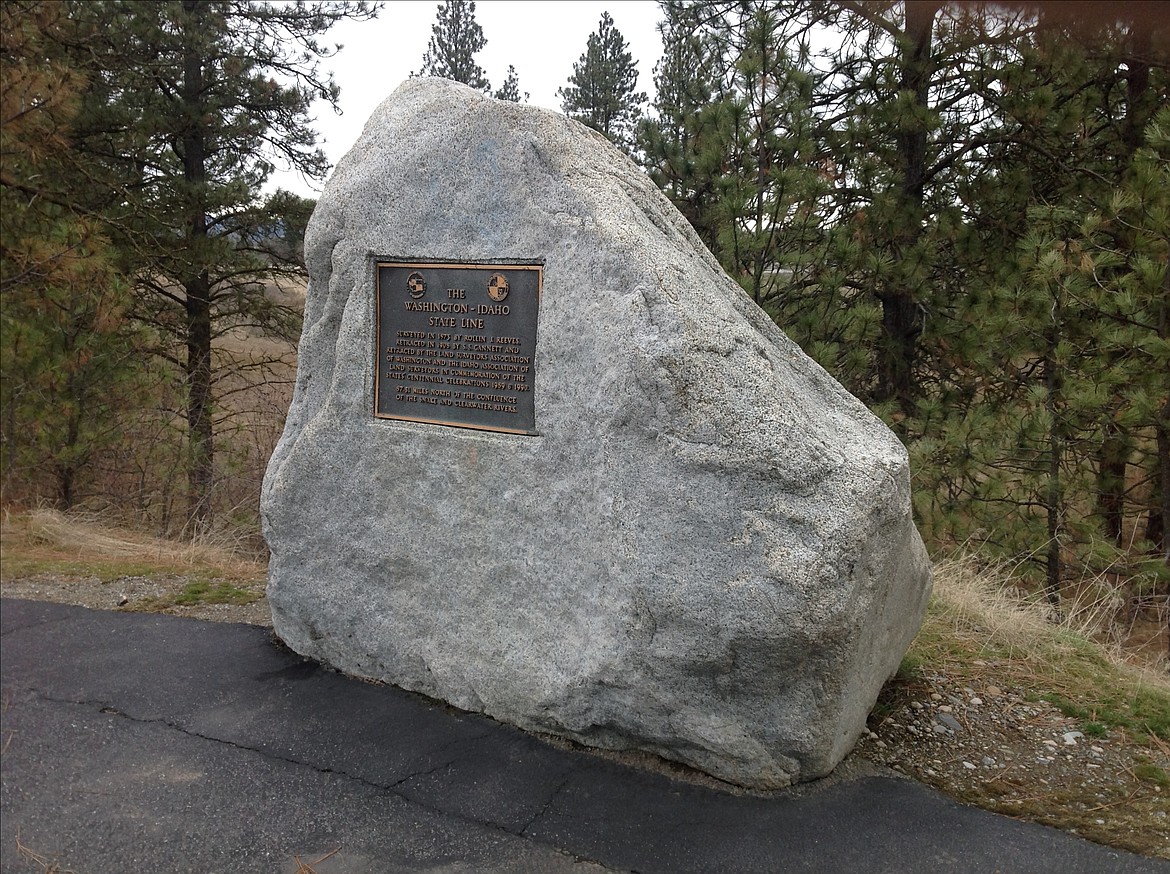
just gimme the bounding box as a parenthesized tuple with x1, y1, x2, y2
(182, 0, 213, 526)
(56, 464, 76, 510)
(1096, 417, 1128, 545)
(1148, 270, 1170, 561)
(56, 405, 81, 510)
(1122, 28, 1151, 157)
(877, 291, 921, 415)
(185, 270, 213, 525)
(876, 0, 939, 417)
(1044, 288, 1065, 617)
(1095, 26, 1151, 549)
(1150, 399, 1170, 560)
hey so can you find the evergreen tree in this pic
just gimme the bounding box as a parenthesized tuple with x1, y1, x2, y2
(56, 0, 375, 525)
(813, 2, 1168, 595)
(639, 1, 727, 253)
(0, 1, 150, 508)
(714, 2, 826, 306)
(255, 190, 317, 270)
(558, 11, 647, 153)
(493, 64, 527, 102)
(939, 18, 1170, 594)
(639, 1, 1169, 604)
(415, 0, 490, 92)
(806, 0, 957, 417)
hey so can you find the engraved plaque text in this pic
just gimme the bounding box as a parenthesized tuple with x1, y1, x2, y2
(375, 261, 541, 434)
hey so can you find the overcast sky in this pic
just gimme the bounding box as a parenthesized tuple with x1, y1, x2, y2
(267, 0, 665, 197)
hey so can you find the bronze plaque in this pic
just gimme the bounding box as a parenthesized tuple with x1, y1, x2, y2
(375, 261, 542, 435)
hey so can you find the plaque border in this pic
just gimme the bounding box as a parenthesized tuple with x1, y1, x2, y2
(374, 259, 543, 435)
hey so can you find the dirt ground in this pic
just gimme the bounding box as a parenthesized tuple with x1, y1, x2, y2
(855, 664, 1169, 857)
(2, 570, 1168, 860)
(2, 570, 273, 626)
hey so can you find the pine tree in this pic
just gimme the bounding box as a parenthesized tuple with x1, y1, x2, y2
(0, 1, 150, 508)
(493, 64, 527, 102)
(802, 0, 950, 418)
(415, 0, 490, 92)
(714, 2, 826, 306)
(558, 11, 647, 153)
(635, 1, 1170, 608)
(57, 0, 376, 525)
(956, 23, 1170, 594)
(855, 5, 1170, 597)
(638, 1, 726, 252)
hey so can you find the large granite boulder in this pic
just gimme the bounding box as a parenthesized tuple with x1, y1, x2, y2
(261, 78, 932, 789)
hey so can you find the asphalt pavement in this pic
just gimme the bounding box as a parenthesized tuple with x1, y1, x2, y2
(2, 597, 1166, 873)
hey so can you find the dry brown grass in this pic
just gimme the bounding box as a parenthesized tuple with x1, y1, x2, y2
(927, 553, 1168, 675)
(927, 554, 1057, 657)
(291, 847, 341, 873)
(869, 554, 1170, 857)
(914, 553, 1168, 741)
(0, 507, 266, 582)
(14, 829, 74, 874)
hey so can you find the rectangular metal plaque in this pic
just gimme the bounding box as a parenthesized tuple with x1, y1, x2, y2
(375, 261, 542, 435)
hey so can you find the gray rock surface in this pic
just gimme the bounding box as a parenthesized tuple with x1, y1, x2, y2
(261, 77, 932, 789)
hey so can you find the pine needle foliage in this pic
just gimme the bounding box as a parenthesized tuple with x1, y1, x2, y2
(414, 0, 491, 92)
(559, 11, 648, 154)
(2, 0, 377, 526)
(642, 1, 1170, 607)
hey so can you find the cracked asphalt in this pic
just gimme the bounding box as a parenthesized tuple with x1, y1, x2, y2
(2, 598, 1166, 874)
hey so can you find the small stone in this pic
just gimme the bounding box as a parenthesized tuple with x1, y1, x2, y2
(936, 713, 963, 733)
(118, 594, 129, 606)
(938, 704, 953, 713)
(876, 740, 887, 749)
(932, 724, 947, 734)
(972, 660, 987, 667)
(1090, 745, 1104, 753)
(930, 692, 943, 702)
(1063, 731, 1083, 746)
(982, 756, 996, 766)
(986, 686, 1003, 697)
(969, 697, 983, 706)
(910, 700, 924, 710)
(1086, 764, 1100, 769)
(962, 761, 977, 770)
(1042, 739, 1059, 748)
